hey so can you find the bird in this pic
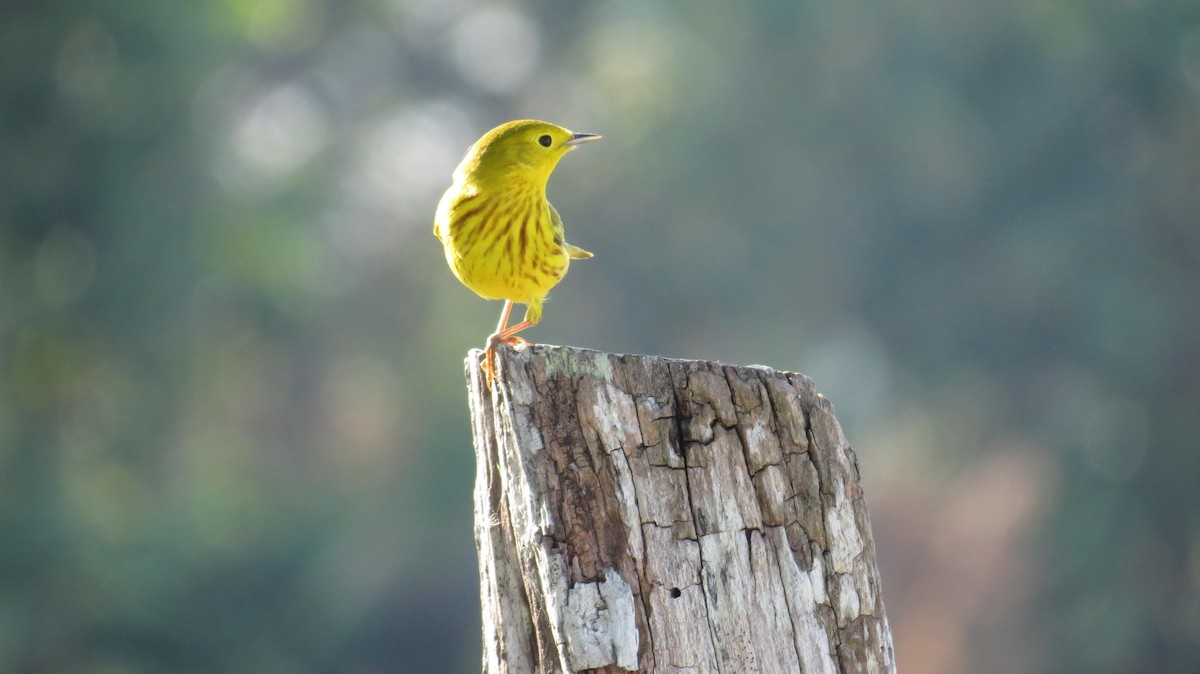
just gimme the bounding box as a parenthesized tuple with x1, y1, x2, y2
(434, 119, 601, 383)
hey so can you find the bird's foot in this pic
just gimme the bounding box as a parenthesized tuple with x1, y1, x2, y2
(485, 333, 532, 353)
(481, 336, 534, 389)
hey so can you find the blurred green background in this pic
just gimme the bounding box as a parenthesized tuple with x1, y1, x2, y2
(3, 0, 1199, 672)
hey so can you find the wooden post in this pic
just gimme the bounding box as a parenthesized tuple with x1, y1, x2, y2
(467, 345, 895, 674)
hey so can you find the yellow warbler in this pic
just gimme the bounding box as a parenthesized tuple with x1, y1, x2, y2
(434, 120, 601, 380)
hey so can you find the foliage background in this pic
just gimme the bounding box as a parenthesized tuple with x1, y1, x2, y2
(3, 1, 1199, 672)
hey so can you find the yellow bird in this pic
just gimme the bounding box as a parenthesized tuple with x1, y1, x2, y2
(434, 120, 601, 380)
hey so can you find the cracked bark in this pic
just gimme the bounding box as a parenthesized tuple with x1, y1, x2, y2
(468, 345, 895, 674)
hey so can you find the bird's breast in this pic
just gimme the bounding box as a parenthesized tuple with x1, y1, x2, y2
(441, 191, 568, 303)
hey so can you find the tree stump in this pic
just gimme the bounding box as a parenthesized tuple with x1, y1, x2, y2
(466, 345, 895, 674)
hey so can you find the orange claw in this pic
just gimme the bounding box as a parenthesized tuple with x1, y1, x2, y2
(482, 348, 496, 389)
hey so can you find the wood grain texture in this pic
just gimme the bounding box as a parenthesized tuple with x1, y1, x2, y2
(467, 345, 895, 674)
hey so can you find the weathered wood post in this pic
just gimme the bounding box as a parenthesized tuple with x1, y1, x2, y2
(467, 345, 895, 674)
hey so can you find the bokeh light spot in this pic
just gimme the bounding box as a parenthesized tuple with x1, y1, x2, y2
(226, 0, 327, 52)
(451, 6, 540, 94)
(327, 102, 472, 259)
(218, 83, 328, 190)
(322, 354, 402, 459)
(54, 20, 119, 98)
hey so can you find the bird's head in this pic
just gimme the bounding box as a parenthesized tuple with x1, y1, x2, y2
(458, 120, 601, 187)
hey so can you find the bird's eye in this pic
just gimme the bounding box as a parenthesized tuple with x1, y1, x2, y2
(538, 134, 553, 148)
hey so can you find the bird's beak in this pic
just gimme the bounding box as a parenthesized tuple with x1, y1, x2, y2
(563, 132, 602, 148)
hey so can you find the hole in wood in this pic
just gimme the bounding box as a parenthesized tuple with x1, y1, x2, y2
(669, 587, 681, 598)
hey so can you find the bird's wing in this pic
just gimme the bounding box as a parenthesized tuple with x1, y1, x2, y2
(550, 203, 593, 259)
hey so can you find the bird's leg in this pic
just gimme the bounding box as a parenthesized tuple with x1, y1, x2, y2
(482, 301, 540, 387)
(482, 301, 516, 386)
(491, 299, 541, 351)
(493, 300, 514, 335)
(488, 321, 534, 350)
